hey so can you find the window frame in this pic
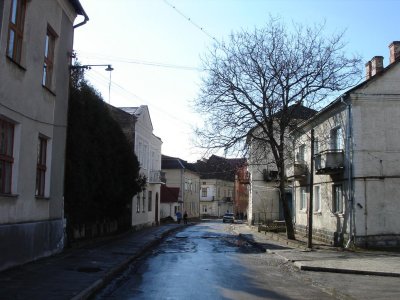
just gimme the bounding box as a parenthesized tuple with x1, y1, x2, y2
(142, 189, 146, 212)
(333, 184, 343, 214)
(136, 192, 141, 213)
(313, 185, 321, 213)
(0, 118, 14, 194)
(148, 190, 152, 212)
(42, 25, 57, 89)
(330, 126, 343, 151)
(35, 135, 47, 197)
(299, 187, 307, 211)
(201, 187, 207, 197)
(7, 0, 26, 64)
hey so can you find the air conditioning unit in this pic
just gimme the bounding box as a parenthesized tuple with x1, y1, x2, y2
(263, 169, 278, 182)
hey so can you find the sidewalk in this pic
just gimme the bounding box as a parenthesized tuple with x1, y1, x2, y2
(233, 223, 400, 277)
(0, 223, 183, 300)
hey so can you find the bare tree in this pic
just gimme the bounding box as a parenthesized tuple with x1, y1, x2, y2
(194, 18, 361, 239)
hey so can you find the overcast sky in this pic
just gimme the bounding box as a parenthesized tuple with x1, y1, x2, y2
(73, 0, 400, 162)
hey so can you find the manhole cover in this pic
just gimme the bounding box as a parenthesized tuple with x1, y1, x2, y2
(77, 267, 102, 273)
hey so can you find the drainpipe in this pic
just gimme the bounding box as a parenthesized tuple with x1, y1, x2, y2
(342, 96, 354, 248)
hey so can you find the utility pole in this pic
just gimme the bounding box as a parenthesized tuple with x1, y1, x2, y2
(307, 128, 315, 249)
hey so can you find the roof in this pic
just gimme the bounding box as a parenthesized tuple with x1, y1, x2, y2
(68, 0, 87, 16)
(160, 185, 180, 203)
(161, 155, 197, 172)
(273, 104, 317, 120)
(194, 155, 247, 181)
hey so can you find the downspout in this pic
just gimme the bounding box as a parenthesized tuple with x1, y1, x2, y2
(343, 96, 354, 248)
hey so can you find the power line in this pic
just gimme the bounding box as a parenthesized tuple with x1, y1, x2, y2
(163, 0, 218, 43)
(77, 51, 203, 71)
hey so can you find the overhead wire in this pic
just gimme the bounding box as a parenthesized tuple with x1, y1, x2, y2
(163, 0, 219, 44)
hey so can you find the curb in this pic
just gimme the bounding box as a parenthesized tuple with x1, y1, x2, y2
(293, 262, 400, 277)
(70, 225, 184, 300)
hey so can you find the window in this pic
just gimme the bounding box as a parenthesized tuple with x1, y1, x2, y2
(300, 187, 307, 211)
(42, 26, 57, 88)
(0, 119, 14, 194)
(297, 144, 306, 162)
(314, 185, 321, 212)
(0, 1, 4, 33)
(333, 184, 343, 214)
(202, 205, 207, 213)
(331, 127, 343, 150)
(7, 0, 26, 63)
(314, 138, 319, 155)
(142, 190, 146, 212)
(148, 190, 152, 212)
(201, 187, 207, 197)
(35, 136, 47, 197)
(136, 193, 140, 213)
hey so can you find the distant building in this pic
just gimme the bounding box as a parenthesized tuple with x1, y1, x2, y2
(195, 155, 248, 218)
(161, 155, 200, 218)
(160, 185, 180, 221)
(0, 0, 88, 271)
(119, 106, 163, 229)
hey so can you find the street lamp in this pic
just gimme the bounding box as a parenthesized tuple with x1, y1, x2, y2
(70, 64, 114, 103)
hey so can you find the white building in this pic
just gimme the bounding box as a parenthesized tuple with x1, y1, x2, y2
(200, 178, 234, 217)
(120, 106, 163, 230)
(0, 0, 87, 271)
(247, 107, 316, 225)
(290, 42, 400, 247)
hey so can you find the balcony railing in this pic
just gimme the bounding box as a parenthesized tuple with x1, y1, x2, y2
(286, 161, 308, 180)
(315, 150, 344, 175)
(148, 170, 166, 184)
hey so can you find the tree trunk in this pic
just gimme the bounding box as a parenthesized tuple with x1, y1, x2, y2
(278, 159, 295, 240)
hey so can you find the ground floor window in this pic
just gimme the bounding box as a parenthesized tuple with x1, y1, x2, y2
(148, 190, 152, 211)
(314, 185, 321, 212)
(300, 187, 307, 211)
(202, 205, 207, 213)
(333, 184, 343, 214)
(0, 119, 14, 194)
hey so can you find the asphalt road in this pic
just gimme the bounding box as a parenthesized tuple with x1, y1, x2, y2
(93, 221, 335, 300)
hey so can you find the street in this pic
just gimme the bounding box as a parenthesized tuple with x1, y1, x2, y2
(93, 221, 335, 300)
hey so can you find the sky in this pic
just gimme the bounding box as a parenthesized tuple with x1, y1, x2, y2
(73, 0, 400, 162)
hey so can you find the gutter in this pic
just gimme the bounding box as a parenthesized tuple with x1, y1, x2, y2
(70, 0, 89, 28)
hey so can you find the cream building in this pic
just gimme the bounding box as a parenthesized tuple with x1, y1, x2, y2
(0, 0, 87, 270)
(290, 42, 400, 247)
(120, 106, 163, 230)
(161, 155, 200, 219)
(200, 178, 234, 217)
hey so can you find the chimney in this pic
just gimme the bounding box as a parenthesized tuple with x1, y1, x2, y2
(365, 60, 372, 80)
(389, 41, 400, 64)
(370, 56, 384, 76)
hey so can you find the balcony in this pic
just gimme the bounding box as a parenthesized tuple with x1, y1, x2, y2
(286, 161, 308, 180)
(237, 171, 250, 184)
(148, 170, 166, 184)
(315, 150, 344, 175)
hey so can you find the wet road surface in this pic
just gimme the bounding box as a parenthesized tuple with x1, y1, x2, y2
(94, 221, 335, 299)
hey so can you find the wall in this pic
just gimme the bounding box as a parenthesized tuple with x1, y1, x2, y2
(0, 0, 78, 270)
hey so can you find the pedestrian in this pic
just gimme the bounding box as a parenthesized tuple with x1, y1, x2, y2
(183, 211, 188, 224)
(176, 211, 182, 224)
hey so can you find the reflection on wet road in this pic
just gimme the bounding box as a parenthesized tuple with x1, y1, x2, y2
(94, 221, 334, 300)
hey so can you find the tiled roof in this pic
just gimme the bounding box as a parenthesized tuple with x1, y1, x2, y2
(194, 155, 246, 181)
(160, 185, 180, 203)
(161, 155, 197, 172)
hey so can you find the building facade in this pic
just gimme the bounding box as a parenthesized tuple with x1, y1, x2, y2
(120, 106, 163, 230)
(290, 42, 400, 247)
(161, 155, 200, 219)
(0, 0, 87, 271)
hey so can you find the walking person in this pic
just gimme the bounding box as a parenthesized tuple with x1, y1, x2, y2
(183, 211, 188, 224)
(176, 211, 182, 224)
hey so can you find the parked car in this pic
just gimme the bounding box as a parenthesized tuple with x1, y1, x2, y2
(223, 213, 235, 223)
